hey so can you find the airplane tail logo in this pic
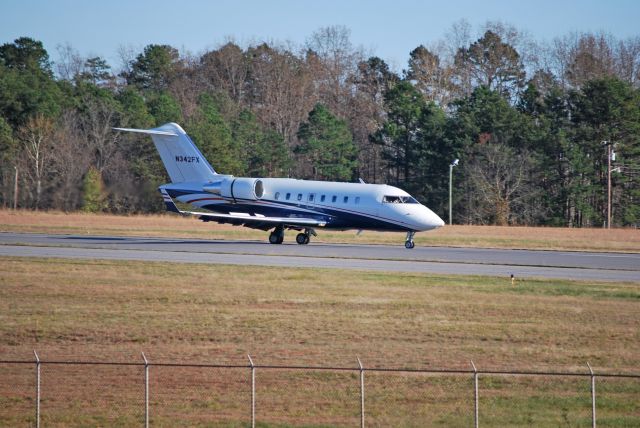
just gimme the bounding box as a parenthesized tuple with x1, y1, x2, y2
(114, 123, 217, 183)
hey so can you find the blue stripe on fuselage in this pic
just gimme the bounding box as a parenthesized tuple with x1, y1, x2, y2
(162, 189, 412, 231)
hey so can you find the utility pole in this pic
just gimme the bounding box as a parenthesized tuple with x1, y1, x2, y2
(13, 166, 18, 210)
(603, 141, 614, 229)
(449, 159, 459, 225)
(608, 142, 611, 229)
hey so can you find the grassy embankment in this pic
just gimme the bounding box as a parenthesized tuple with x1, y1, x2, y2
(1, 257, 638, 426)
(2, 209, 640, 252)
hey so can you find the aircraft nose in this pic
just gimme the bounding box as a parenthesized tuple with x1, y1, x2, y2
(417, 206, 445, 230)
(432, 212, 445, 228)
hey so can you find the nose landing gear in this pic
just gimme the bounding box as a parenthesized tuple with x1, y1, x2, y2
(405, 231, 416, 249)
(296, 228, 316, 245)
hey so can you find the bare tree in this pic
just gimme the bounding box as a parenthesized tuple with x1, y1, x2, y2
(444, 19, 473, 59)
(465, 143, 542, 225)
(405, 45, 454, 106)
(480, 21, 542, 75)
(55, 43, 84, 81)
(199, 41, 249, 103)
(566, 33, 616, 88)
(168, 53, 201, 121)
(453, 30, 526, 100)
(17, 115, 55, 209)
(306, 25, 363, 118)
(440, 19, 474, 98)
(78, 95, 121, 174)
(548, 32, 640, 90)
(48, 111, 91, 211)
(115, 43, 140, 86)
(246, 42, 316, 154)
(351, 57, 398, 182)
(614, 36, 640, 87)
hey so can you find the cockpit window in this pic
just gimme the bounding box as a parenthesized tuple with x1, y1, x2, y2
(382, 195, 418, 204)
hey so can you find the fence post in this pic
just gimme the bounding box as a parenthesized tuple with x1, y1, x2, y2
(142, 352, 149, 428)
(470, 360, 478, 428)
(34, 350, 40, 428)
(357, 357, 365, 428)
(587, 362, 596, 428)
(248, 355, 255, 428)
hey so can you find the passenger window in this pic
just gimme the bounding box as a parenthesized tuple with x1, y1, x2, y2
(308, 193, 315, 202)
(286, 193, 291, 200)
(343, 196, 349, 203)
(332, 195, 337, 203)
(320, 195, 326, 202)
(355, 196, 360, 204)
(275, 192, 280, 200)
(297, 193, 303, 201)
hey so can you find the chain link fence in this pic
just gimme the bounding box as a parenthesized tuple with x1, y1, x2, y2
(1, 354, 639, 427)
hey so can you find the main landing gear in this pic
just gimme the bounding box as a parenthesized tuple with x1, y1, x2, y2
(268, 225, 284, 244)
(268, 226, 316, 245)
(405, 231, 416, 249)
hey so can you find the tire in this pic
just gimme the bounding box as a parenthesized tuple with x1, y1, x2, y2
(405, 241, 415, 249)
(296, 233, 307, 245)
(269, 232, 280, 244)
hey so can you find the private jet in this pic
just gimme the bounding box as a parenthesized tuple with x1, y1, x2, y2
(114, 123, 444, 248)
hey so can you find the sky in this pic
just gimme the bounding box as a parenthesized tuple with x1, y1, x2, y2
(1, 0, 639, 72)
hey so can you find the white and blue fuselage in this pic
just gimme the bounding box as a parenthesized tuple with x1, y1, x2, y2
(163, 177, 444, 232)
(115, 123, 444, 248)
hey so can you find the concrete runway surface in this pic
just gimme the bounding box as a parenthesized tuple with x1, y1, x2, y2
(1, 232, 639, 282)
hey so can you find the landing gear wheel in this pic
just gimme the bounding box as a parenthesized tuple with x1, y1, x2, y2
(405, 231, 416, 249)
(269, 227, 285, 244)
(296, 233, 310, 245)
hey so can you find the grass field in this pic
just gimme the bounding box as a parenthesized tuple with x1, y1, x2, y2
(2, 209, 640, 252)
(1, 257, 639, 426)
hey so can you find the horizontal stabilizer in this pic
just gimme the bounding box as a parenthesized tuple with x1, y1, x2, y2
(113, 127, 178, 137)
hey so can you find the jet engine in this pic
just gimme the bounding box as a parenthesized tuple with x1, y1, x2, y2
(203, 178, 264, 201)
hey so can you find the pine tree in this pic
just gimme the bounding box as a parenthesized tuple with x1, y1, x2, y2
(81, 166, 106, 212)
(296, 104, 357, 181)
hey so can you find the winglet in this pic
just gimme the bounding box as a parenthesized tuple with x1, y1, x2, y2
(160, 188, 181, 214)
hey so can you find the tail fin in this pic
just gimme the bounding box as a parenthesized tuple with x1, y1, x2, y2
(114, 123, 217, 183)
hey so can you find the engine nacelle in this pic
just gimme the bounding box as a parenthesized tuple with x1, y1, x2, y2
(203, 177, 264, 201)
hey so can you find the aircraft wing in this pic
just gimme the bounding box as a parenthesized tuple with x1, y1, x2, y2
(160, 189, 326, 230)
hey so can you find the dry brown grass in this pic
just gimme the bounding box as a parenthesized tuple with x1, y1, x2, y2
(2, 209, 640, 252)
(1, 257, 639, 426)
(1, 257, 638, 368)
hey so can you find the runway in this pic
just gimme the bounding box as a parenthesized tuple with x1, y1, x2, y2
(1, 232, 639, 282)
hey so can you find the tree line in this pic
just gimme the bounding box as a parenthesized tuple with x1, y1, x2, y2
(1, 21, 639, 227)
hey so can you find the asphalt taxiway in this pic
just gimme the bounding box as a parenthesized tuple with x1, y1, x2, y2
(0, 232, 638, 282)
